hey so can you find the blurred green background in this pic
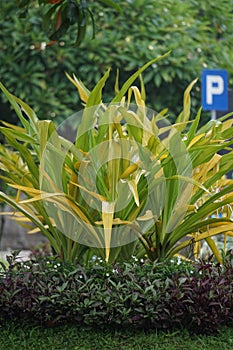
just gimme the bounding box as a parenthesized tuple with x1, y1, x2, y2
(0, 0, 232, 125)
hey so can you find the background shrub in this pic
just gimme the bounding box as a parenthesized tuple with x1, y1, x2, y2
(0, 0, 232, 124)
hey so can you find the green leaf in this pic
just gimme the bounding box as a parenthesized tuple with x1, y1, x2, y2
(176, 78, 198, 132)
(0, 127, 35, 143)
(98, 0, 122, 13)
(111, 52, 171, 103)
(0, 128, 39, 183)
(86, 68, 111, 109)
(186, 107, 202, 144)
(76, 68, 111, 151)
(0, 82, 30, 131)
(0, 191, 58, 249)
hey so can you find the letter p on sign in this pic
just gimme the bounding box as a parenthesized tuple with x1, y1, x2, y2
(202, 69, 228, 111)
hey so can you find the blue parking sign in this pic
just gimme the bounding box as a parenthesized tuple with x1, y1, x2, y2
(202, 69, 228, 111)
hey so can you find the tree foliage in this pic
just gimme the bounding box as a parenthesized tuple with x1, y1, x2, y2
(0, 0, 232, 124)
(16, 0, 121, 47)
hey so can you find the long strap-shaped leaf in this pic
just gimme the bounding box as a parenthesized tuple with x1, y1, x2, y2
(0, 128, 39, 184)
(0, 191, 58, 250)
(170, 223, 233, 260)
(111, 52, 171, 103)
(102, 201, 115, 262)
(0, 83, 38, 133)
(175, 78, 198, 132)
(76, 69, 110, 151)
(170, 190, 233, 245)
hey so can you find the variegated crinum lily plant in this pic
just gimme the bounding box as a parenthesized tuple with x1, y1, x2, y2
(0, 52, 233, 264)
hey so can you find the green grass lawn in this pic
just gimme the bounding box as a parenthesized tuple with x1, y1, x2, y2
(0, 323, 232, 350)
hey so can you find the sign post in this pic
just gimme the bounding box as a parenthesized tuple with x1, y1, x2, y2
(201, 69, 228, 119)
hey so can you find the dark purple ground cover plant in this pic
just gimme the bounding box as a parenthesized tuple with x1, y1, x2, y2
(0, 252, 232, 334)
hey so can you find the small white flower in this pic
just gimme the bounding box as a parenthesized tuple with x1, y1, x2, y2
(40, 42, 46, 51)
